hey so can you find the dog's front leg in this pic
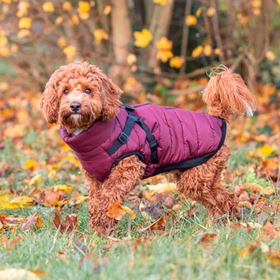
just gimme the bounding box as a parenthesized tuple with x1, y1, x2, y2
(87, 155, 145, 234)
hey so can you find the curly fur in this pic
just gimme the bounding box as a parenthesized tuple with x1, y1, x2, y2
(41, 61, 122, 133)
(42, 62, 254, 234)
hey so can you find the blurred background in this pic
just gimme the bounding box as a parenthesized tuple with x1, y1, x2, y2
(0, 0, 279, 187)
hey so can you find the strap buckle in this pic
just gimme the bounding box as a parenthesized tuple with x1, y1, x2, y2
(118, 132, 129, 144)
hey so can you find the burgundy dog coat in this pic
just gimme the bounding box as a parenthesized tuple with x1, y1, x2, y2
(60, 104, 226, 182)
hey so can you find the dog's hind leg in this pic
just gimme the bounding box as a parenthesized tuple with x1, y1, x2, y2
(177, 145, 238, 215)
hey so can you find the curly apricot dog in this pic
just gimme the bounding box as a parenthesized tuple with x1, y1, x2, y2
(41, 62, 255, 234)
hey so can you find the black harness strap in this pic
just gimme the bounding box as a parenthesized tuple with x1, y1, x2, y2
(137, 119, 158, 163)
(106, 106, 159, 163)
(107, 111, 139, 155)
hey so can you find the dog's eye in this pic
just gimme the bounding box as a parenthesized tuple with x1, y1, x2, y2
(63, 88, 69, 95)
(84, 88, 92, 94)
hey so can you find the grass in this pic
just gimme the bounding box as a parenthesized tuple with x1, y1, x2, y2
(0, 130, 279, 280)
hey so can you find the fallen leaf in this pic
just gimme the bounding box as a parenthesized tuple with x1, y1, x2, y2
(0, 268, 39, 280)
(199, 233, 217, 245)
(107, 202, 136, 221)
(21, 214, 43, 230)
(1, 235, 22, 250)
(139, 215, 167, 232)
(53, 210, 78, 233)
(261, 222, 279, 239)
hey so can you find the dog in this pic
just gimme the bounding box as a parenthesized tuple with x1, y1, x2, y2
(41, 61, 256, 234)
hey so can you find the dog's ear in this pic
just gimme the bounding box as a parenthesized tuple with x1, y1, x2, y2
(88, 63, 122, 120)
(41, 77, 60, 124)
(100, 75, 122, 120)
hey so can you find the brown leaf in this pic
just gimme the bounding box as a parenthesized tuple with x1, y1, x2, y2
(53, 209, 61, 230)
(106, 202, 126, 221)
(261, 222, 279, 240)
(62, 214, 77, 233)
(139, 215, 168, 232)
(29, 269, 48, 277)
(56, 251, 67, 261)
(1, 235, 22, 250)
(21, 214, 43, 230)
(199, 233, 217, 245)
(265, 250, 280, 266)
(53, 210, 78, 233)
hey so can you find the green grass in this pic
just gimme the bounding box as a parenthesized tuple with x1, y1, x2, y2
(0, 132, 279, 280)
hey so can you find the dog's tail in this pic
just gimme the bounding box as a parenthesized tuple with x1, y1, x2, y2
(202, 65, 256, 122)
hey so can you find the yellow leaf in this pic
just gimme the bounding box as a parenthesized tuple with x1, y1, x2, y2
(0, 269, 40, 280)
(148, 182, 177, 193)
(65, 152, 80, 165)
(11, 44, 18, 53)
(17, 29, 30, 38)
(169, 56, 184, 69)
(1, 0, 12, 4)
(266, 51, 276, 61)
(185, 15, 197, 26)
(69, 195, 88, 205)
(103, 5, 111, 15)
(203, 44, 212, 56)
(258, 145, 274, 157)
(16, 1, 29, 17)
(261, 187, 275, 196)
(29, 174, 44, 186)
(70, 15, 79, 25)
(251, 0, 261, 8)
(18, 17, 32, 29)
(0, 82, 8, 91)
(237, 13, 249, 25)
(153, 0, 169, 5)
(156, 36, 172, 51)
(195, 8, 202, 17)
(214, 48, 222, 55)
(53, 184, 73, 193)
(62, 1, 72, 11)
(106, 202, 136, 220)
(48, 169, 57, 179)
(0, 193, 9, 203)
(192, 45, 203, 58)
(122, 206, 136, 220)
(3, 196, 34, 209)
(127, 53, 137, 65)
(63, 45, 76, 62)
(23, 159, 37, 170)
(277, 0, 280, 4)
(4, 124, 25, 138)
(55, 16, 63, 25)
(93, 29, 109, 42)
(57, 36, 67, 48)
(157, 50, 173, 62)
(0, 47, 9, 57)
(78, 1, 91, 20)
(42, 2, 55, 13)
(207, 7, 216, 17)
(238, 201, 252, 209)
(0, 34, 7, 47)
(134, 28, 153, 48)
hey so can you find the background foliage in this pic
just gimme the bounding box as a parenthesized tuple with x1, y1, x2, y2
(0, 1, 279, 279)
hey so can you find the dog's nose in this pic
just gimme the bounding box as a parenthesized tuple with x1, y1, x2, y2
(70, 101, 81, 113)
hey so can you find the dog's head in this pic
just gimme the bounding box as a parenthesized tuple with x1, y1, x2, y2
(41, 61, 122, 131)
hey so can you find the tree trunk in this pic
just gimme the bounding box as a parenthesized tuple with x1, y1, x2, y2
(109, 0, 132, 84)
(148, 0, 174, 71)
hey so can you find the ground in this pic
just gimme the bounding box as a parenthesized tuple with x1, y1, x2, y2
(0, 86, 279, 280)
